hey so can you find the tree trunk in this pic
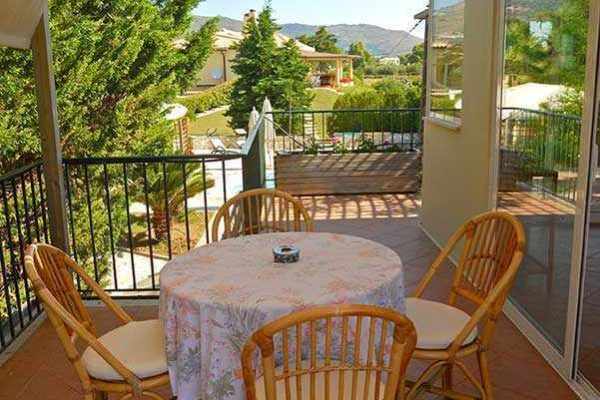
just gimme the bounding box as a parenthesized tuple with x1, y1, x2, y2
(151, 210, 169, 241)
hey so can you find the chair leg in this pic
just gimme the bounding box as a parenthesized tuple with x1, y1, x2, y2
(478, 351, 494, 400)
(443, 363, 454, 398)
(93, 391, 108, 400)
(142, 392, 166, 400)
(118, 391, 167, 400)
(406, 360, 447, 400)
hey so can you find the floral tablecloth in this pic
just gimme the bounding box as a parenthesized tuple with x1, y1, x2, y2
(159, 232, 405, 400)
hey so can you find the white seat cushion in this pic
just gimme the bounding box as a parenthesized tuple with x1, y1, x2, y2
(82, 319, 167, 381)
(255, 361, 387, 400)
(405, 298, 478, 350)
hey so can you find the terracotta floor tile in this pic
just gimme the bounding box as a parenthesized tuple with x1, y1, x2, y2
(488, 353, 577, 399)
(15, 365, 82, 400)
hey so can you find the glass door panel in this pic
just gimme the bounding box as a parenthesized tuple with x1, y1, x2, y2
(578, 155, 600, 392)
(497, 0, 590, 353)
(578, 71, 600, 393)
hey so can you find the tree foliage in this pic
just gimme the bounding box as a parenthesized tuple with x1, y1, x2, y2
(348, 41, 372, 80)
(0, 0, 217, 172)
(227, 3, 312, 129)
(546, 0, 588, 88)
(505, 0, 588, 113)
(362, 44, 423, 78)
(133, 162, 215, 240)
(0, 0, 217, 289)
(179, 82, 233, 115)
(334, 78, 421, 110)
(399, 43, 424, 65)
(298, 27, 341, 54)
(330, 78, 422, 134)
(505, 19, 550, 83)
(506, 0, 588, 89)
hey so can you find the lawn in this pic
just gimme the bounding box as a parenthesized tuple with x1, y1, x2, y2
(187, 88, 342, 137)
(188, 110, 234, 135)
(310, 88, 341, 110)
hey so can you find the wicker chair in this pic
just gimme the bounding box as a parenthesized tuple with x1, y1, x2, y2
(242, 304, 417, 400)
(406, 211, 526, 400)
(212, 188, 313, 242)
(24, 244, 170, 400)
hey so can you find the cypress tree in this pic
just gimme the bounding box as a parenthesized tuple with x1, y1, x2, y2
(227, 2, 312, 129)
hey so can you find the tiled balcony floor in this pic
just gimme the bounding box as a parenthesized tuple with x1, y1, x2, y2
(0, 194, 578, 399)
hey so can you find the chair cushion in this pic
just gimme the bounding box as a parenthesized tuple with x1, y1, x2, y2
(405, 298, 478, 350)
(82, 319, 167, 381)
(255, 361, 387, 400)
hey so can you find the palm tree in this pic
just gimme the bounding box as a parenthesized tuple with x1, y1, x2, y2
(135, 162, 215, 241)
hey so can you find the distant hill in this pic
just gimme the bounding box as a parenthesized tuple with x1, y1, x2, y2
(192, 16, 243, 32)
(507, 0, 562, 17)
(192, 16, 422, 56)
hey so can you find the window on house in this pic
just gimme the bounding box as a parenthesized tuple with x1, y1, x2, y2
(428, 0, 465, 123)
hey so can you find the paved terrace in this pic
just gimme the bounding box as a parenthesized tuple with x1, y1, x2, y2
(0, 194, 578, 399)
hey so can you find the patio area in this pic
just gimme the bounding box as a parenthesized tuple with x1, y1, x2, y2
(0, 194, 577, 400)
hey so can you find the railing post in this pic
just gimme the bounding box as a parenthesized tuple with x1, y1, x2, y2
(242, 116, 266, 191)
(544, 114, 555, 173)
(241, 114, 266, 234)
(31, 9, 69, 252)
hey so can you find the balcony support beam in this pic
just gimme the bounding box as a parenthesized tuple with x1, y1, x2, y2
(30, 9, 70, 252)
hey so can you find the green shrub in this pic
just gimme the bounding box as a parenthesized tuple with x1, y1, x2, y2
(334, 79, 421, 110)
(430, 96, 456, 112)
(179, 82, 233, 116)
(541, 88, 583, 116)
(329, 79, 422, 133)
(333, 86, 383, 110)
(372, 79, 421, 109)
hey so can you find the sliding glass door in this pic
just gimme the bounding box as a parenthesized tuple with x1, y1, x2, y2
(496, 0, 591, 354)
(578, 141, 600, 392)
(495, 0, 600, 396)
(577, 4, 600, 391)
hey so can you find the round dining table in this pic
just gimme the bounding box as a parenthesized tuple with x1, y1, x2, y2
(159, 232, 405, 400)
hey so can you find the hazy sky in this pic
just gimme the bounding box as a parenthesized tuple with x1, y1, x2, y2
(193, 0, 429, 37)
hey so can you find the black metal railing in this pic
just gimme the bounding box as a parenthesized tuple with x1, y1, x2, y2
(0, 114, 267, 354)
(499, 107, 581, 203)
(0, 161, 48, 354)
(268, 109, 423, 154)
(0, 155, 246, 353)
(63, 154, 244, 297)
(270, 107, 583, 202)
(64, 115, 266, 297)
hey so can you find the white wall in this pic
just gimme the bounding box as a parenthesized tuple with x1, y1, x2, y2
(195, 49, 238, 88)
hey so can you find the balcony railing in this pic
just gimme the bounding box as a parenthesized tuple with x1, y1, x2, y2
(499, 107, 581, 203)
(1, 155, 250, 353)
(268, 108, 423, 154)
(0, 106, 586, 355)
(0, 114, 267, 354)
(0, 161, 47, 353)
(62, 154, 244, 296)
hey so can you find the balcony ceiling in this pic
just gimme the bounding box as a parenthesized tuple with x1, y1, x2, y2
(0, 0, 44, 49)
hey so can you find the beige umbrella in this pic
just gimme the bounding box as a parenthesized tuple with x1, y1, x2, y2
(248, 106, 260, 132)
(262, 98, 275, 169)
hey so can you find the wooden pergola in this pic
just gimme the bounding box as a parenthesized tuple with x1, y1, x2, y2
(300, 51, 360, 87)
(1, 0, 69, 251)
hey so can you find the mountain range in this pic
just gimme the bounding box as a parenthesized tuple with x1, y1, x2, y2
(192, 16, 422, 57)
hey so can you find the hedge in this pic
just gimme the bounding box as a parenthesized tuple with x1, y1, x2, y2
(330, 79, 422, 133)
(178, 82, 233, 116)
